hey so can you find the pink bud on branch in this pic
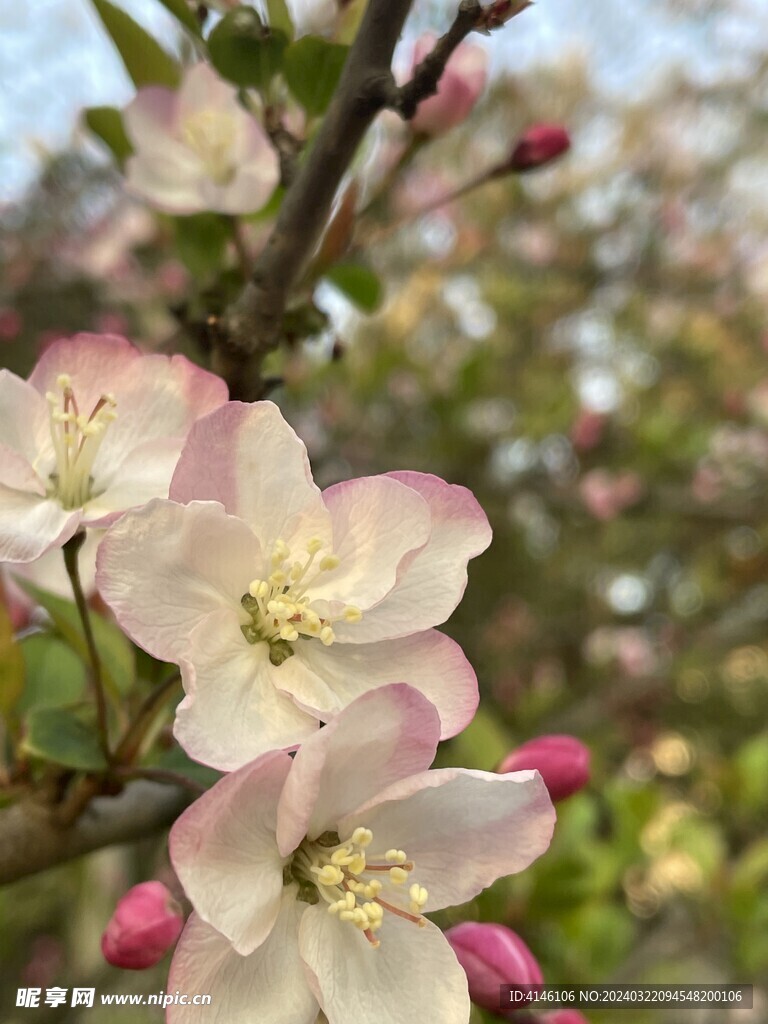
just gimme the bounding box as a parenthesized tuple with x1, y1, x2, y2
(505, 123, 571, 173)
(499, 735, 591, 802)
(101, 882, 183, 970)
(446, 921, 543, 1016)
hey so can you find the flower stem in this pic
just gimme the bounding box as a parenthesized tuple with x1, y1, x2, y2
(114, 766, 205, 797)
(62, 532, 112, 764)
(113, 672, 181, 766)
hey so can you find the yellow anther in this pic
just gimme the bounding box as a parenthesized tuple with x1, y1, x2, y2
(331, 847, 354, 866)
(290, 561, 304, 581)
(344, 891, 356, 910)
(269, 571, 287, 587)
(306, 538, 323, 555)
(365, 879, 383, 897)
(339, 910, 356, 922)
(280, 624, 299, 642)
(314, 864, 344, 886)
(348, 854, 366, 875)
(343, 605, 363, 623)
(320, 626, 335, 646)
(385, 849, 407, 864)
(319, 554, 340, 572)
(56, 374, 72, 389)
(351, 827, 373, 847)
(389, 866, 409, 885)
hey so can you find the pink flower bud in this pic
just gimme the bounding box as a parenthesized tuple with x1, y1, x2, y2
(498, 735, 590, 802)
(507, 123, 571, 172)
(538, 1012, 590, 1024)
(446, 922, 543, 1016)
(101, 882, 183, 970)
(410, 34, 488, 137)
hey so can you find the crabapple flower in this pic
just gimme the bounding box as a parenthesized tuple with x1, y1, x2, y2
(97, 401, 491, 769)
(168, 685, 556, 1024)
(0, 333, 227, 563)
(101, 882, 184, 970)
(446, 922, 542, 1017)
(410, 34, 488, 137)
(498, 735, 591, 802)
(124, 63, 279, 215)
(506, 123, 571, 172)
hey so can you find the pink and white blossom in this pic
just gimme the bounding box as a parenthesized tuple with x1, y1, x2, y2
(124, 64, 279, 216)
(0, 333, 227, 564)
(168, 685, 556, 1024)
(96, 401, 491, 770)
(409, 35, 488, 138)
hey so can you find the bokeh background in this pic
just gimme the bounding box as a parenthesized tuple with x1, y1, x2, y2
(2, 1, 768, 1021)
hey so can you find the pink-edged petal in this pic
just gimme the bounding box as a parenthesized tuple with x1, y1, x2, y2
(0, 370, 49, 467)
(299, 905, 470, 1024)
(275, 629, 478, 740)
(309, 475, 431, 609)
(123, 85, 179, 148)
(0, 488, 81, 563)
(0, 443, 45, 495)
(170, 402, 331, 550)
(170, 750, 292, 954)
(168, 902, 318, 1024)
(275, 684, 440, 857)
(82, 437, 185, 524)
(175, 608, 319, 771)
(340, 768, 555, 912)
(96, 499, 259, 661)
(30, 334, 227, 476)
(338, 472, 491, 643)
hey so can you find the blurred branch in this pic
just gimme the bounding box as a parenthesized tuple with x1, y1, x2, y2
(215, 0, 415, 398)
(386, 0, 485, 121)
(0, 782, 190, 886)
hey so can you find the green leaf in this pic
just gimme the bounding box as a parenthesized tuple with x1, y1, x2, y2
(84, 106, 134, 165)
(0, 600, 24, 719)
(283, 36, 349, 117)
(91, 0, 180, 88)
(19, 635, 87, 714)
(265, 0, 293, 38)
(173, 213, 231, 277)
(154, 0, 201, 35)
(325, 262, 383, 312)
(207, 9, 287, 89)
(23, 705, 108, 771)
(17, 581, 135, 699)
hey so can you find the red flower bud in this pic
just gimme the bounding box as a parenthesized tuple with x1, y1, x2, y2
(498, 735, 590, 802)
(446, 921, 543, 1016)
(507, 123, 571, 172)
(101, 882, 183, 970)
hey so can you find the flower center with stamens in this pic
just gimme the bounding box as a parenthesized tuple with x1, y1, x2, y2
(288, 827, 428, 949)
(240, 538, 362, 665)
(182, 110, 238, 186)
(45, 374, 117, 509)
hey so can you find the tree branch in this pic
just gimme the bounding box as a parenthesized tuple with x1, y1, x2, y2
(0, 782, 190, 886)
(215, 0, 415, 398)
(389, 0, 484, 121)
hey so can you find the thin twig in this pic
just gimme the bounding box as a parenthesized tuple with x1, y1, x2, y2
(113, 672, 181, 766)
(62, 532, 111, 764)
(115, 766, 206, 797)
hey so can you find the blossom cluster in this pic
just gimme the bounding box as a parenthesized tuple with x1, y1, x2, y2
(2, 329, 586, 1022)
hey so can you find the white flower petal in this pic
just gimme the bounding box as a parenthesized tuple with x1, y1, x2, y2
(96, 499, 259, 661)
(308, 475, 432, 610)
(170, 751, 292, 954)
(336, 472, 491, 643)
(168, 899, 318, 1024)
(276, 684, 440, 857)
(0, 370, 49, 467)
(275, 629, 478, 740)
(0, 487, 80, 563)
(170, 402, 331, 552)
(175, 608, 319, 771)
(340, 768, 555, 911)
(299, 904, 470, 1024)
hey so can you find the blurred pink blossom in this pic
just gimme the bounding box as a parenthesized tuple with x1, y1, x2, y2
(410, 34, 488, 137)
(580, 469, 643, 520)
